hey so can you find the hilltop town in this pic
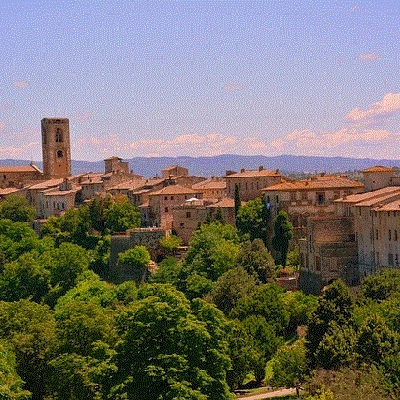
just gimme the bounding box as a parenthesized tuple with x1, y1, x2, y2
(1, 118, 399, 293)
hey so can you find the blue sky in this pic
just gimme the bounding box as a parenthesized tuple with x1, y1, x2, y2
(1, 1, 399, 161)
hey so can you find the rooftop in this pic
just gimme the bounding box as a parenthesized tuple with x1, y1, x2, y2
(0, 164, 42, 173)
(149, 184, 200, 196)
(192, 177, 226, 190)
(263, 175, 364, 191)
(227, 168, 281, 178)
(362, 165, 396, 173)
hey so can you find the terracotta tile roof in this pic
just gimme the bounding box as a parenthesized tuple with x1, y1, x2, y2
(353, 189, 400, 207)
(0, 187, 22, 195)
(192, 178, 226, 190)
(362, 166, 396, 173)
(374, 199, 400, 211)
(109, 178, 146, 190)
(43, 188, 80, 196)
(335, 186, 400, 204)
(206, 197, 234, 208)
(104, 156, 122, 161)
(149, 184, 200, 196)
(227, 168, 281, 178)
(28, 178, 64, 190)
(0, 164, 42, 173)
(262, 175, 364, 191)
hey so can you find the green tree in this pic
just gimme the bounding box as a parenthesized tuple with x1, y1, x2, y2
(232, 284, 289, 335)
(0, 195, 35, 222)
(0, 339, 31, 399)
(361, 268, 400, 302)
(356, 314, 399, 365)
(236, 239, 276, 283)
(149, 256, 182, 285)
(283, 290, 318, 338)
(183, 222, 240, 282)
(306, 279, 354, 369)
(117, 246, 151, 270)
(46, 242, 91, 305)
(0, 251, 51, 303)
(159, 234, 182, 256)
(0, 300, 57, 400)
(269, 339, 307, 396)
(241, 315, 282, 383)
(104, 197, 140, 233)
(236, 198, 268, 242)
(208, 266, 257, 315)
(272, 211, 293, 267)
(111, 284, 234, 400)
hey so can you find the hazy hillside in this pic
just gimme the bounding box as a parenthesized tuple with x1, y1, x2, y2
(1, 155, 399, 178)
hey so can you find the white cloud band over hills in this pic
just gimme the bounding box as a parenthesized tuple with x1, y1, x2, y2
(2, 93, 400, 161)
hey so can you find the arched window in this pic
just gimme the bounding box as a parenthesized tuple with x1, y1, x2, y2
(55, 128, 63, 142)
(57, 150, 63, 158)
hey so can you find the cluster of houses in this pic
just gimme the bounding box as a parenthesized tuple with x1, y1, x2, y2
(0, 118, 399, 291)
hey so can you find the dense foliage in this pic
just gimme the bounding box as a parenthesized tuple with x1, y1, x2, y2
(1, 208, 399, 399)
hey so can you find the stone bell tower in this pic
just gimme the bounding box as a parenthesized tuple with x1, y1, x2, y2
(41, 118, 71, 179)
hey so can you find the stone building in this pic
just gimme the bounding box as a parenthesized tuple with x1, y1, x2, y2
(298, 216, 358, 294)
(172, 197, 235, 244)
(226, 167, 282, 201)
(0, 163, 43, 188)
(361, 165, 398, 192)
(41, 118, 71, 179)
(104, 156, 130, 174)
(192, 177, 226, 199)
(162, 165, 189, 179)
(147, 184, 202, 229)
(262, 174, 364, 239)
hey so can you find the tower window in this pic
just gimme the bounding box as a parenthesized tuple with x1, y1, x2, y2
(55, 128, 63, 142)
(57, 150, 63, 158)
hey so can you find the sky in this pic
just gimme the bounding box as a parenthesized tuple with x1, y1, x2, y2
(1, 0, 399, 161)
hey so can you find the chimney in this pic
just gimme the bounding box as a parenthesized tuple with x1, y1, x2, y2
(259, 166, 263, 171)
(241, 168, 245, 173)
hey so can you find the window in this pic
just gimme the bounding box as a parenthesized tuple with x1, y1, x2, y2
(180, 222, 185, 228)
(302, 191, 308, 200)
(376, 252, 380, 266)
(315, 256, 321, 271)
(395, 230, 398, 241)
(290, 192, 296, 201)
(316, 192, 325, 205)
(55, 128, 63, 142)
(164, 196, 168, 200)
(57, 150, 63, 158)
(376, 230, 379, 240)
(164, 207, 168, 212)
(170, 196, 174, 200)
(186, 212, 191, 218)
(388, 253, 394, 267)
(396, 254, 399, 266)
(389, 229, 392, 241)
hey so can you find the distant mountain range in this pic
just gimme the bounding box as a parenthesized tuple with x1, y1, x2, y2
(1, 155, 399, 178)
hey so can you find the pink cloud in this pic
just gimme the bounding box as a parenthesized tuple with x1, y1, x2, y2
(13, 81, 29, 89)
(73, 113, 92, 121)
(357, 53, 380, 61)
(345, 93, 400, 126)
(223, 82, 244, 91)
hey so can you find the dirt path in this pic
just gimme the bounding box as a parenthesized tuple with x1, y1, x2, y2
(237, 387, 297, 399)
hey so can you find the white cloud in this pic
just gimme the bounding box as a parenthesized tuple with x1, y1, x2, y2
(269, 93, 400, 159)
(345, 93, 400, 126)
(357, 53, 380, 61)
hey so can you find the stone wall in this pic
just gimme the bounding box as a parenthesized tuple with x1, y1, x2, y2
(109, 227, 167, 283)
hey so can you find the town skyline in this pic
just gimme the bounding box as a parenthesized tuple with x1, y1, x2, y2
(1, 1, 399, 161)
